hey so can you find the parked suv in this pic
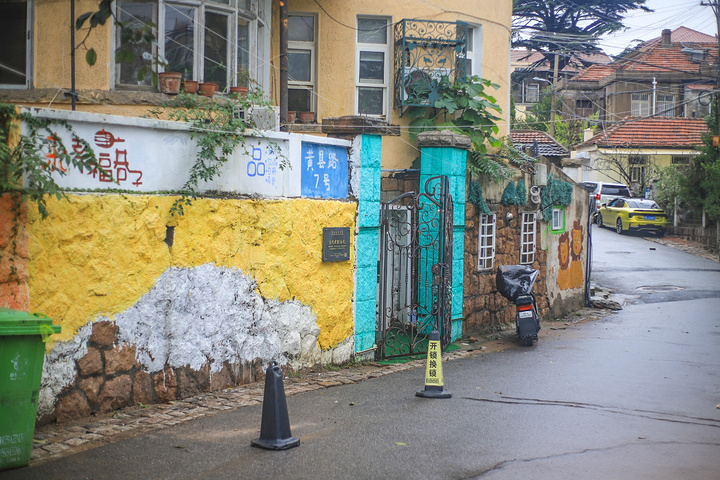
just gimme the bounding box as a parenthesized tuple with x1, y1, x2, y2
(581, 181, 632, 217)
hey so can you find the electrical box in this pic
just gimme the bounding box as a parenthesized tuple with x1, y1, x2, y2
(533, 163, 548, 186)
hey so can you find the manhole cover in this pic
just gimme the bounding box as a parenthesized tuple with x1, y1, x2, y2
(636, 285, 684, 292)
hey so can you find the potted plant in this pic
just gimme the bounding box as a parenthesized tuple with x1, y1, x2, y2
(229, 68, 252, 97)
(298, 111, 315, 124)
(159, 71, 182, 94)
(181, 69, 198, 94)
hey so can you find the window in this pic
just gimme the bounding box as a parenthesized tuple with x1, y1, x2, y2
(551, 207, 565, 232)
(631, 93, 650, 117)
(524, 83, 539, 104)
(520, 212, 536, 265)
(465, 25, 482, 77)
(477, 213, 496, 270)
(628, 156, 646, 184)
(671, 156, 690, 165)
(576, 99, 592, 118)
(356, 17, 390, 118)
(657, 93, 674, 117)
(0, 0, 31, 87)
(288, 13, 316, 112)
(115, 1, 268, 91)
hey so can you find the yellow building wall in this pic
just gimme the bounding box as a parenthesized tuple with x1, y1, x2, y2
(27, 194, 356, 351)
(271, 0, 512, 169)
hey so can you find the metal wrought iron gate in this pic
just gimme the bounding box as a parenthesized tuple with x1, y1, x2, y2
(377, 175, 453, 359)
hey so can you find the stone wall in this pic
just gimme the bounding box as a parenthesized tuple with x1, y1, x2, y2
(47, 321, 263, 424)
(463, 203, 549, 334)
(380, 170, 420, 203)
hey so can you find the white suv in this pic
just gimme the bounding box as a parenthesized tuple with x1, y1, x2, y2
(581, 181, 632, 215)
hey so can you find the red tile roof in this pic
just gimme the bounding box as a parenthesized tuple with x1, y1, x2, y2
(511, 49, 611, 73)
(576, 117, 708, 149)
(642, 26, 716, 47)
(567, 27, 718, 82)
(509, 130, 569, 157)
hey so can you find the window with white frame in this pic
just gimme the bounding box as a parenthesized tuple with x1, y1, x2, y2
(629, 155, 647, 184)
(0, 0, 31, 87)
(524, 83, 539, 104)
(671, 156, 690, 166)
(477, 213, 496, 270)
(551, 207, 564, 231)
(520, 211, 536, 265)
(288, 13, 316, 112)
(465, 25, 482, 77)
(115, 1, 268, 91)
(631, 93, 650, 117)
(657, 93, 675, 117)
(356, 17, 390, 118)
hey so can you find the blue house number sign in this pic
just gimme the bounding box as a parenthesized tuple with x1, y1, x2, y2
(300, 142, 348, 199)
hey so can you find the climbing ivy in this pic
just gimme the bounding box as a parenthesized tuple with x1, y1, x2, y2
(468, 180, 492, 215)
(516, 179, 527, 205)
(540, 174, 573, 221)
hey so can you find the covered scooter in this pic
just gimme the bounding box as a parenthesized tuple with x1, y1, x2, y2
(496, 265, 540, 346)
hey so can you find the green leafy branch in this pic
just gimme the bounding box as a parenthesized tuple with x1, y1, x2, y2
(0, 104, 107, 219)
(406, 76, 512, 181)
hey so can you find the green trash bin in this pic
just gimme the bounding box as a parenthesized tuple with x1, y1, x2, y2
(0, 308, 60, 470)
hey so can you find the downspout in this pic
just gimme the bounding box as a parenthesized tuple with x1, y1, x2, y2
(279, 0, 288, 127)
(70, 0, 77, 110)
(652, 77, 656, 115)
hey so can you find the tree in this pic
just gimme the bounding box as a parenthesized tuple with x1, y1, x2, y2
(592, 148, 658, 196)
(512, 0, 651, 70)
(679, 112, 720, 221)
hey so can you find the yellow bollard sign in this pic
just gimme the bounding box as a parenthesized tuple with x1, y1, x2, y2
(424, 339, 444, 386)
(416, 329, 451, 399)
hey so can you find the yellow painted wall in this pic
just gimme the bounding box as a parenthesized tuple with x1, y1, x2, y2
(27, 194, 356, 350)
(271, 0, 513, 169)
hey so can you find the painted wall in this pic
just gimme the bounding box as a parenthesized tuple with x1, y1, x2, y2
(270, 0, 513, 169)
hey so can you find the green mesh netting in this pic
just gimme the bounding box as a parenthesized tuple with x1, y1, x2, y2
(500, 182, 519, 205)
(540, 174, 573, 220)
(468, 181, 492, 215)
(516, 179, 527, 205)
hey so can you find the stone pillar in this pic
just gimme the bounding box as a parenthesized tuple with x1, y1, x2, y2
(417, 130, 471, 341)
(323, 117, 399, 356)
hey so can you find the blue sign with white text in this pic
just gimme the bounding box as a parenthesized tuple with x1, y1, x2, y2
(300, 142, 348, 199)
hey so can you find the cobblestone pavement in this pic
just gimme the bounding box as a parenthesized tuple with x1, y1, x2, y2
(27, 234, 715, 466)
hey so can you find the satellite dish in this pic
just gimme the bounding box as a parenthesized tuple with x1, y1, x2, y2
(698, 91, 712, 106)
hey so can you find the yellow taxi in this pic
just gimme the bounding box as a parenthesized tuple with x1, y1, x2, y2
(597, 197, 668, 236)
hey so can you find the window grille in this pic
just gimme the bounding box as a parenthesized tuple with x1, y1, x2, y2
(671, 156, 690, 165)
(657, 94, 675, 117)
(551, 207, 564, 231)
(477, 213, 496, 270)
(520, 212, 536, 265)
(631, 93, 650, 117)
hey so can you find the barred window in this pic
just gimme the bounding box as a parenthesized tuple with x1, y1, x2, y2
(520, 212, 536, 265)
(477, 213, 496, 270)
(631, 93, 650, 117)
(671, 156, 690, 165)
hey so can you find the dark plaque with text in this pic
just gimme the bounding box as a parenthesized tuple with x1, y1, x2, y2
(322, 227, 350, 262)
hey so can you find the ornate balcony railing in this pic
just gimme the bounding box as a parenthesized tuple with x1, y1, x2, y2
(394, 19, 468, 109)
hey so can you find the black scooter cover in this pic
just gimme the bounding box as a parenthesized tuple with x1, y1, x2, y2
(496, 265, 539, 302)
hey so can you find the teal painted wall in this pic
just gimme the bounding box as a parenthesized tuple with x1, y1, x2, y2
(354, 134, 382, 353)
(419, 146, 467, 341)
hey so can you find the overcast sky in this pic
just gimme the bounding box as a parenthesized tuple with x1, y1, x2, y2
(600, 0, 718, 56)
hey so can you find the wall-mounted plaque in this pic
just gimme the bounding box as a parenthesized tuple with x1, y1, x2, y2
(322, 227, 350, 262)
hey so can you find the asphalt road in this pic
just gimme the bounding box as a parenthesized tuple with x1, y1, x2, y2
(3, 225, 719, 480)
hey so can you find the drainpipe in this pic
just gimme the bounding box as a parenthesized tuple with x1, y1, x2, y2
(279, 0, 288, 126)
(70, 0, 77, 110)
(652, 77, 656, 115)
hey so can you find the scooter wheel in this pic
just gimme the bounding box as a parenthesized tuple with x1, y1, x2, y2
(520, 337, 534, 347)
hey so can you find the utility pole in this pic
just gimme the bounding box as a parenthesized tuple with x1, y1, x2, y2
(550, 52, 559, 138)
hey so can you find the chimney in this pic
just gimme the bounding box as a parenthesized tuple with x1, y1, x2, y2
(661, 29, 672, 46)
(583, 128, 594, 142)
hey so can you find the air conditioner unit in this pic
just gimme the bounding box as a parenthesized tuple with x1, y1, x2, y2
(232, 105, 280, 132)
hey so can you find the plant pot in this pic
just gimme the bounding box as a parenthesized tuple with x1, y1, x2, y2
(286, 110, 297, 123)
(298, 111, 315, 124)
(198, 82, 216, 97)
(230, 86, 248, 97)
(159, 72, 182, 94)
(182, 80, 198, 94)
